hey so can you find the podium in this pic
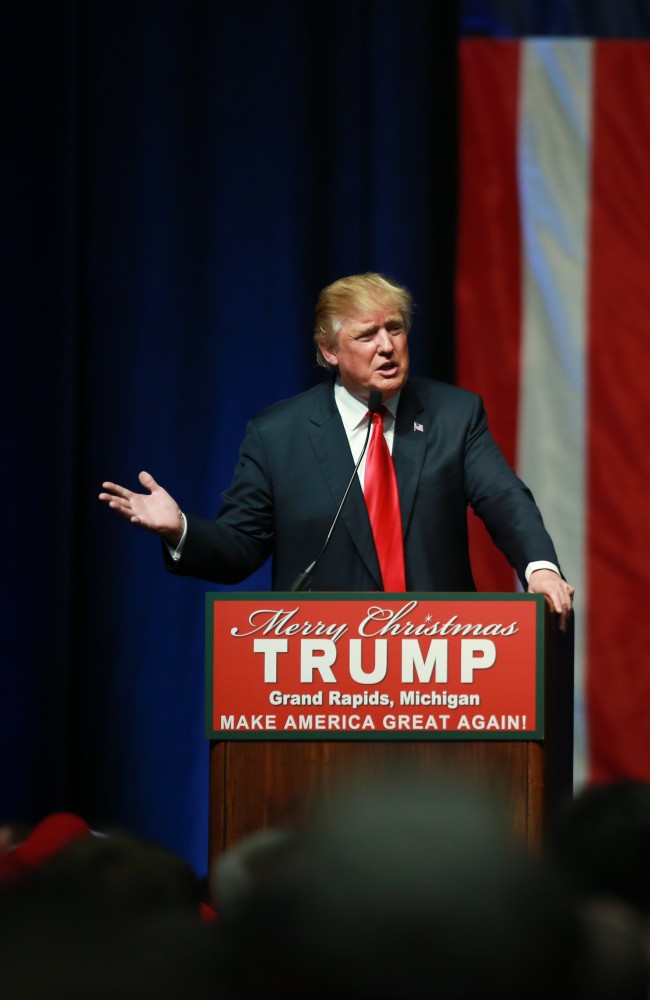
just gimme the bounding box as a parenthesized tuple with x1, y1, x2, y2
(205, 593, 573, 864)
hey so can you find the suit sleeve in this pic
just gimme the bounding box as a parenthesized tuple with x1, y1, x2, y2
(163, 419, 276, 584)
(463, 395, 560, 587)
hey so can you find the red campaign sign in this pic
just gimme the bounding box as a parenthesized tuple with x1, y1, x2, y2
(206, 594, 545, 741)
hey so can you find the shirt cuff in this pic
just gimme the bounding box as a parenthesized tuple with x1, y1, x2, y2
(165, 512, 187, 562)
(525, 560, 560, 583)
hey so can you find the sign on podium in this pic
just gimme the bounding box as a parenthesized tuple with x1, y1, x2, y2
(206, 593, 544, 740)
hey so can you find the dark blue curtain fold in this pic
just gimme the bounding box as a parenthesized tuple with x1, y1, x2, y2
(2, 0, 459, 872)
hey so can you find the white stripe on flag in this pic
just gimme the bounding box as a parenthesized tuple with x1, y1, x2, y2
(517, 39, 593, 786)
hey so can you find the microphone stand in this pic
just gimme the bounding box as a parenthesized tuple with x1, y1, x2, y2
(289, 389, 382, 592)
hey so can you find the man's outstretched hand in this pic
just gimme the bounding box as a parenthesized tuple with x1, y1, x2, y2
(98, 471, 184, 547)
(527, 568, 574, 632)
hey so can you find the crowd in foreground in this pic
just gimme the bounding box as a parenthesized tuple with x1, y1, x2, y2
(1, 773, 649, 1000)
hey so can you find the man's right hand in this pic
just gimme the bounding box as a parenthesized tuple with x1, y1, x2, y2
(98, 471, 184, 547)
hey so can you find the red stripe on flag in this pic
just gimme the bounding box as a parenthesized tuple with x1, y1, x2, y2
(456, 40, 522, 591)
(587, 42, 650, 781)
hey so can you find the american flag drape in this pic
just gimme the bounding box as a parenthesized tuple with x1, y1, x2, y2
(456, 38, 650, 784)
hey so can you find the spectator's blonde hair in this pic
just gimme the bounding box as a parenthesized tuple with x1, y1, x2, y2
(314, 273, 413, 369)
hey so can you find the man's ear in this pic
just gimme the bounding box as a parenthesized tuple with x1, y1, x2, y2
(321, 344, 339, 367)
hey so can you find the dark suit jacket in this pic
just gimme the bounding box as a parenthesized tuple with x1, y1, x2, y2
(166, 377, 560, 591)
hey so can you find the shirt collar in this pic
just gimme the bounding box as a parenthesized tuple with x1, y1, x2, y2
(334, 379, 400, 431)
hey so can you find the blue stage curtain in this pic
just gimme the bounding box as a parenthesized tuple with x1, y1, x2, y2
(2, 0, 459, 872)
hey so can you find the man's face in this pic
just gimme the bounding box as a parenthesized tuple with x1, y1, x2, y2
(321, 304, 410, 401)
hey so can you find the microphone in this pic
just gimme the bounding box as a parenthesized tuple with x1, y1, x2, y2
(289, 389, 383, 592)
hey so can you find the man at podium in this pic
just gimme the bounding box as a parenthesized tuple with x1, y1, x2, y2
(99, 273, 573, 629)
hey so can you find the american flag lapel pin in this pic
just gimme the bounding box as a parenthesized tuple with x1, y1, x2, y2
(414, 421, 424, 433)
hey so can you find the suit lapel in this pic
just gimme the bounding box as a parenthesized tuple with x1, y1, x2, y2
(393, 381, 427, 535)
(306, 383, 382, 588)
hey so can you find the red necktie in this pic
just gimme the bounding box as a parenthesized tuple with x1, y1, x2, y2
(364, 407, 406, 591)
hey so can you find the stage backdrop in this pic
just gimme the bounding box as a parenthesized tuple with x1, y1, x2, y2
(5, 0, 649, 876)
(2, 0, 458, 873)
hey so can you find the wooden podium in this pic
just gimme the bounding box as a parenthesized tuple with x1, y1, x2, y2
(206, 594, 573, 864)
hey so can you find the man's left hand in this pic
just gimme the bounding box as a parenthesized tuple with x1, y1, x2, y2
(527, 569, 574, 632)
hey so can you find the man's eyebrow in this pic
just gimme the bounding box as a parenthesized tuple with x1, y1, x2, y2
(354, 315, 403, 334)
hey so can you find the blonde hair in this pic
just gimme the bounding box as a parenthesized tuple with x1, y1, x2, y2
(314, 272, 413, 369)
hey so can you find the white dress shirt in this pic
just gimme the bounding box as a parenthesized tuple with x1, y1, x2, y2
(333, 380, 399, 489)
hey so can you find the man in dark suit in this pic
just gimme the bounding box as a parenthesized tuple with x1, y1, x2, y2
(99, 273, 574, 627)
